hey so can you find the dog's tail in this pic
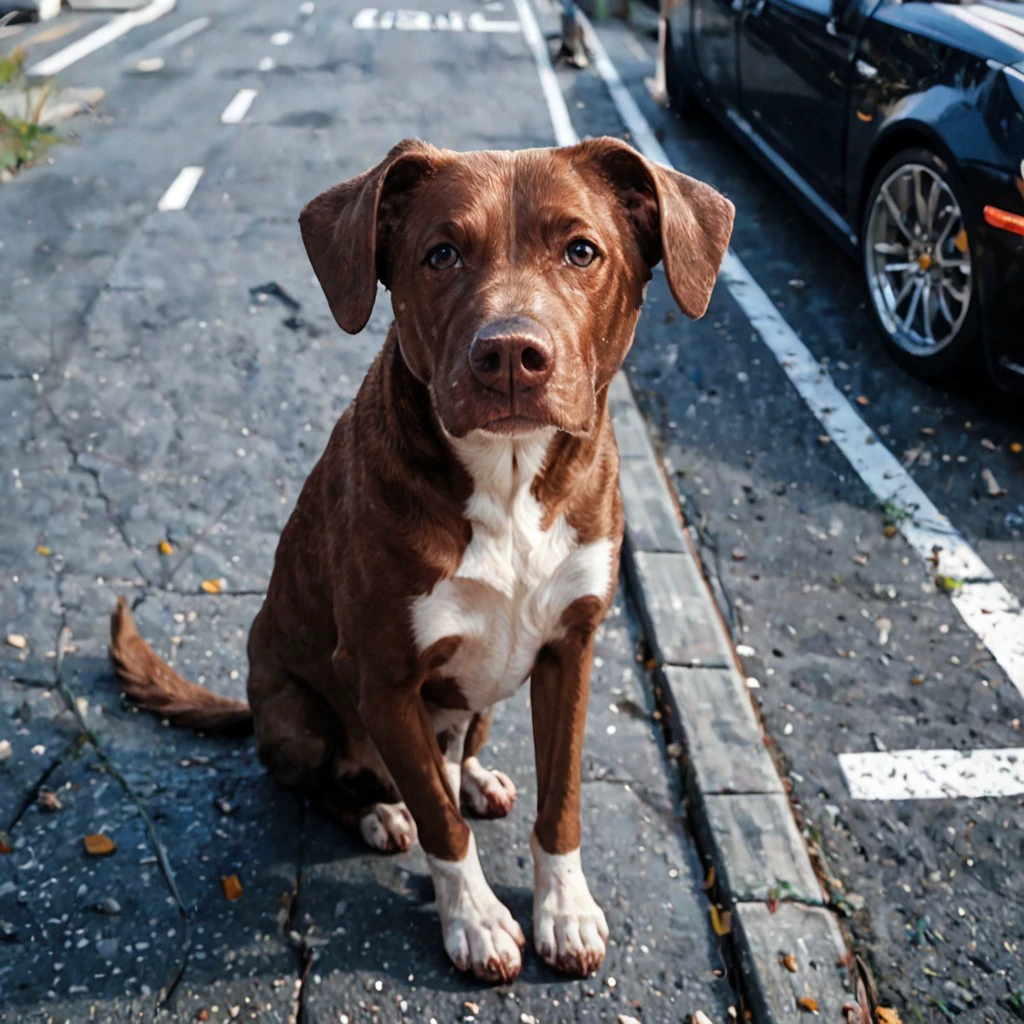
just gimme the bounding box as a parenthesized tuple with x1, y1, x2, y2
(109, 596, 253, 734)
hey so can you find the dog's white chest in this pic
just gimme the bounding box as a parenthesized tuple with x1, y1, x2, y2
(411, 434, 613, 712)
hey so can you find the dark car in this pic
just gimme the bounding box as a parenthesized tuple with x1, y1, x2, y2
(662, 0, 1024, 391)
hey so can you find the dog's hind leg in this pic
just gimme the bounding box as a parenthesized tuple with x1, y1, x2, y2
(461, 708, 517, 819)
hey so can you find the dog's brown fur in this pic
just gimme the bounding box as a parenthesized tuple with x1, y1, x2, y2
(110, 137, 733, 980)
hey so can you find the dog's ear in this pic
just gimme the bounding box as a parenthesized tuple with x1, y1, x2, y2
(299, 139, 442, 334)
(577, 137, 734, 320)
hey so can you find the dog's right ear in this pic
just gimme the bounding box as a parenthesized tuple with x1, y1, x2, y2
(299, 139, 441, 334)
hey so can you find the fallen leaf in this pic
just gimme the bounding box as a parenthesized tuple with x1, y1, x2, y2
(1010, 442, 1022, 455)
(935, 575, 964, 593)
(37, 789, 62, 812)
(883, 524, 898, 539)
(703, 865, 715, 890)
(158, 540, 174, 556)
(798, 997, 819, 1014)
(83, 833, 117, 857)
(36, 545, 51, 557)
(876, 1009, 902, 1024)
(766, 893, 780, 914)
(981, 467, 1004, 497)
(0, 831, 11, 854)
(709, 904, 732, 936)
(855, 395, 869, 406)
(4, 633, 27, 650)
(781, 953, 799, 973)
(643, 658, 656, 671)
(221, 873, 243, 902)
(200, 578, 223, 595)
(464, 1003, 480, 1015)
(196, 1011, 210, 1023)
(911, 675, 924, 686)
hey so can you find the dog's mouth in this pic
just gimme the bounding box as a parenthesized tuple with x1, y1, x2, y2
(478, 414, 554, 437)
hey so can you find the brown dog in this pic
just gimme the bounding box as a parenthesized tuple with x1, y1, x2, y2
(110, 137, 733, 983)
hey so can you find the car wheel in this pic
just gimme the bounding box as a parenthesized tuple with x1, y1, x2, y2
(664, 25, 701, 117)
(862, 147, 980, 378)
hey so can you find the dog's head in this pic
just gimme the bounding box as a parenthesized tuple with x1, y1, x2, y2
(300, 138, 734, 439)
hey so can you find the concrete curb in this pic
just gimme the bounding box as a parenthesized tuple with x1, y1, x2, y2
(609, 370, 856, 1024)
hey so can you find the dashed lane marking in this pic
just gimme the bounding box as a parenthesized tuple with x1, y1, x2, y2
(840, 748, 1024, 800)
(28, 0, 176, 77)
(220, 88, 257, 124)
(354, 8, 521, 31)
(121, 15, 210, 65)
(157, 166, 203, 211)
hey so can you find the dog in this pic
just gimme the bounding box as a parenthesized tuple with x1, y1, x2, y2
(109, 136, 734, 984)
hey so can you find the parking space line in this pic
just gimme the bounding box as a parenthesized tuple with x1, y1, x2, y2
(28, 0, 176, 77)
(220, 88, 258, 125)
(840, 748, 1024, 800)
(157, 166, 203, 211)
(569, 10, 1024, 699)
(511, 0, 576, 146)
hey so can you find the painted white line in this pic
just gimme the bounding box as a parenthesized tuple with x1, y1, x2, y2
(157, 166, 203, 211)
(510, 0, 575, 146)
(840, 748, 1024, 800)
(28, 0, 176, 77)
(220, 88, 257, 125)
(354, 7, 521, 32)
(567, 10, 1024, 698)
(123, 15, 209, 63)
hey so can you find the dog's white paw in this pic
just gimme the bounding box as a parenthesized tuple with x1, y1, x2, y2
(359, 802, 417, 853)
(461, 757, 517, 818)
(531, 831, 608, 976)
(428, 833, 525, 983)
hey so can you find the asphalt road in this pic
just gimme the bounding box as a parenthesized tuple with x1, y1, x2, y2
(1, 0, 1022, 1021)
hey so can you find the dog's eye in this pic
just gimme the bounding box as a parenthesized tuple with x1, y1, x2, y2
(426, 244, 462, 270)
(566, 239, 598, 268)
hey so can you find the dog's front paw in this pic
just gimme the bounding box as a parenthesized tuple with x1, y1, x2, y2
(461, 757, 517, 818)
(531, 832, 608, 976)
(428, 834, 526, 983)
(358, 802, 417, 852)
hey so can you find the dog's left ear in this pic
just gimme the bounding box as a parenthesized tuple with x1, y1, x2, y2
(576, 137, 734, 320)
(300, 139, 442, 334)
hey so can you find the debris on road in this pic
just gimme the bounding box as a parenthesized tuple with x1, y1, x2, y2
(798, 996, 820, 1014)
(83, 833, 117, 856)
(4, 633, 26, 649)
(981, 467, 1004, 497)
(221, 873, 243, 902)
(781, 952, 799, 973)
(200, 577, 223, 594)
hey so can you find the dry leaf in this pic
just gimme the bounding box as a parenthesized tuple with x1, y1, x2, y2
(36, 545, 52, 557)
(709, 904, 732, 936)
(1010, 442, 1022, 455)
(911, 675, 924, 686)
(883, 524, 897, 539)
(876, 1009, 902, 1024)
(200, 578, 223, 595)
(158, 540, 174, 555)
(4, 633, 27, 650)
(83, 833, 117, 856)
(704, 865, 716, 890)
(855, 395, 869, 406)
(464, 1003, 480, 1015)
(781, 953, 798, 973)
(798, 997, 819, 1014)
(221, 873, 243, 902)
(0, 831, 11, 854)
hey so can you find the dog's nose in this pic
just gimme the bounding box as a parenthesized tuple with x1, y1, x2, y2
(469, 316, 553, 395)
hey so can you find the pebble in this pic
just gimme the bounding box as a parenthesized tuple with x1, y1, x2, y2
(92, 897, 121, 916)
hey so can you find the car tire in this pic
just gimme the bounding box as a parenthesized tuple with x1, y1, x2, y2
(664, 24, 701, 118)
(861, 147, 981, 379)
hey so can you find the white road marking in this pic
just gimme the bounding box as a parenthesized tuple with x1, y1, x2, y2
(561, 9, 1024, 699)
(122, 15, 210, 63)
(28, 0, 176, 77)
(220, 88, 257, 124)
(840, 748, 1024, 800)
(354, 7, 520, 31)
(511, 0, 575, 146)
(157, 166, 203, 211)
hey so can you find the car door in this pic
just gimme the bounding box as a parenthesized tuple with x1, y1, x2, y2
(693, 0, 741, 108)
(737, 0, 854, 210)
